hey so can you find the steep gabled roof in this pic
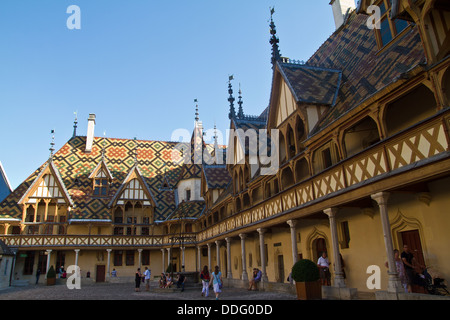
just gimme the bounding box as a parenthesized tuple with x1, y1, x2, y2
(164, 200, 205, 221)
(278, 62, 342, 106)
(304, 11, 425, 136)
(0, 161, 12, 203)
(18, 159, 74, 207)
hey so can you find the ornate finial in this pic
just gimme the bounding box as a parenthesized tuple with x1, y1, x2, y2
(269, 7, 281, 67)
(101, 130, 106, 160)
(237, 83, 244, 119)
(72, 111, 78, 137)
(228, 75, 236, 120)
(194, 99, 199, 122)
(133, 137, 138, 165)
(49, 129, 56, 160)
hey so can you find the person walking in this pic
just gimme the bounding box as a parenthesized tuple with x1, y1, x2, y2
(200, 265, 210, 297)
(211, 265, 223, 300)
(35, 269, 41, 285)
(144, 267, 151, 291)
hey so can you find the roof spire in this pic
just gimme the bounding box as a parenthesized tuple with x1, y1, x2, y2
(49, 129, 56, 160)
(133, 137, 138, 165)
(72, 111, 78, 137)
(228, 75, 236, 120)
(269, 7, 281, 67)
(194, 99, 199, 122)
(237, 83, 244, 119)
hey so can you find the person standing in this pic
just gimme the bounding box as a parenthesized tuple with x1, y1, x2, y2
(200, 265, 210, 297)
(135, 268, 142, 292)
(211, 265, 223, 300)
(317, 252, 331, 286)
(401, 244, 425, 293)
(35, 269, 41, 285)
(386, 249, 408, 293)
(144, 267, 151, 291)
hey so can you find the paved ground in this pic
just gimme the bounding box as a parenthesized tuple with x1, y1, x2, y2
(0, 282, 298, 300)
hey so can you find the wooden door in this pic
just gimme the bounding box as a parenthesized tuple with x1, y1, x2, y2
(96, 265, 106, 283)
(315, 238, 327, 262)
(277, 255, 285, 283)
(401, 230, 426, 293)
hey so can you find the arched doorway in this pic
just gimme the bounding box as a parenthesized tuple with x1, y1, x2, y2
(313, 238, 327, 263)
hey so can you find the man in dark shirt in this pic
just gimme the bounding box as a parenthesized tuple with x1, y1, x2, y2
(401, 244, 424, 293)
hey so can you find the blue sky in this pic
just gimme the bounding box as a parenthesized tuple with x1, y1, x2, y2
(0, 1, 340, 189)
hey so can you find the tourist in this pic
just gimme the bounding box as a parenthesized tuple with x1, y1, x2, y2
(135, 268, 142, 292)
(317, 252, 331, 286)
(144, 267, 151, 291)
(177, 273, 186, 292)
(200, 266, 210, 297)
(248, 268, 262, 291)
(211, 265, 223, 300)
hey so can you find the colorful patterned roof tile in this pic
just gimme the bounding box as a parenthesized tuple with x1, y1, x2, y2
(165, 200, 205, 221)
(278, 63, 342, 106)
(304, 12, 426, 135)
(0, 136, 187, 222)
(203, 165, 232, 190)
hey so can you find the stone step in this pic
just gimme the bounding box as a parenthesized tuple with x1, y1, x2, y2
(12, 280, 30, 287)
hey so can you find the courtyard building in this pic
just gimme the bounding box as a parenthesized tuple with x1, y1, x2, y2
(1, 0, 450, 299)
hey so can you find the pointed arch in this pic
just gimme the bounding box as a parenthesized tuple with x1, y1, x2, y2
(305, 227, 330, 262)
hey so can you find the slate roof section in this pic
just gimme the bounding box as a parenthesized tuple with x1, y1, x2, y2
(164, 200, 205, 221)
(0, 162, 12, 203)
(304, 11, 426, 135)
(0, 239, 14, 255)
(278, 63, 342, 106)
(203, 165, 232, 190)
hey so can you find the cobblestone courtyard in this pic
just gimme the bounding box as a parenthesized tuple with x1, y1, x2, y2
(0, 282, 297, 300)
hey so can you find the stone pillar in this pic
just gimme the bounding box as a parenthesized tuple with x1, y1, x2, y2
(287, 220, 299, 264)
(197, 246, 202, 273)
(215, 240, 221, 270)
(167, 248, 171, 271)
(225, 237, 233, 279)
(239, 234, 249, 281)
(161, 249, 166, 273)
(137, 249, 143, 270)
(257, 228, 269, 282)
(207, 243, 212, 273)
(371, 192, 403, 293)
(45, 250, 52, 279)
(324, 208, 346, 288)
(74, 249, 80, 268)
(106, 249, 112, 279)
(181, 247, 185, 272)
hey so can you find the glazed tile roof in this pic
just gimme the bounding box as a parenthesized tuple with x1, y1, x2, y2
(303, 11, 426, 135)
(203, 165, 232, 190)
(0, 136, 186, 222)
(278, 63, 342, 106)
(164, 200, 205, 221)
(0, 162, 12, 203)
(0, 239, 14, 255)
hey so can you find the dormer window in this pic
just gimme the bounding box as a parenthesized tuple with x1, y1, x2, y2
(374, 0, 409, 49)
(88, 160, 113, 198)
(93, 175, 109, 196)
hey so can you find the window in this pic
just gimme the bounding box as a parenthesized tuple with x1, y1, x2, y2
(114, 251, 123, 266)
(23, 251, 35, 275)
(93, 177, 108, 197)
(341, 221, 351, 249)
(185, 189, 191, 201)
(374, 0, 409, 48)
(126, 251, 135, 266)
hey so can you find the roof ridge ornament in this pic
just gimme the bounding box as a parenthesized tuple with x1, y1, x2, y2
(49, 129, 56, 161)
(237, 83, 244, 119)
(72, 111, 78, 137)
(194, 99, 199, 122)
(228, 75, 236, 120)
(269, 7, 281, 68)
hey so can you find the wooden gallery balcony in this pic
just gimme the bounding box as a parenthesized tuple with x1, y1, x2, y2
(0, 233, 198, 250)
(197, 109, 450, 242)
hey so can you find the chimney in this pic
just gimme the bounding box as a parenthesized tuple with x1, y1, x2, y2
(85, 114, 96, 153)
(330, 0, 356, 29)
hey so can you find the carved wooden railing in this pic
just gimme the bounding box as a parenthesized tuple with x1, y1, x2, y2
(197, 110, 450, 242)
(1, 111, 449, 248)
(0, 233, 197, 249)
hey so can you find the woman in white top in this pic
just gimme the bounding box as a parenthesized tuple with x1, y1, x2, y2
(317, 252, 331, 286)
